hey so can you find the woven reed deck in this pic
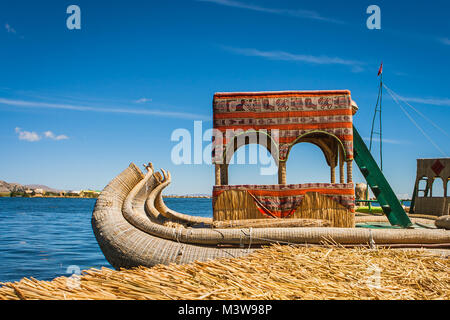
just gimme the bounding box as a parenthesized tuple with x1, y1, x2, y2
(1, 244, 448, 300)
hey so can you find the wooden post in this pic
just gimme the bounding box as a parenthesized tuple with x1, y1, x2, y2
(220, 164, 228, 185)
(444, 179, 448, 198)
(429, 178, 433, 197)
(346, 160, 353, 183)
(215, 164, 221, 186)
(278, 161, 287, 185)
(424, 177, 430, 197)
(339, 147, 345, 183)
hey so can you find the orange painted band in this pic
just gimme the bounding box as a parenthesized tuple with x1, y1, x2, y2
(278, 135, 353, 143)
(215, 122, 353, 131)
(213, 109, 352, 120)
(248, 188, 355, 197)
(213, 188, 355, 197)
(219, 134, 353, 145)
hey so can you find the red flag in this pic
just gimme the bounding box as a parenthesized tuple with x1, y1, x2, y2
(377, 62, 383, 76)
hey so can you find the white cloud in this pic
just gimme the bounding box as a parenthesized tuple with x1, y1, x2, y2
(134, 98, 152, 104)
(44, 131, 69, 141)
(15, 127, 41, 142)
(5, 23, 16, 34)
(14, 127, 69, 142)
(393, 71, 408, 77)
(197, 0, 344, 24)
(222, 46, 364, 71)
(399, 96, 450, 107)
(0, 97, 209, 120)
(438, 37, 450, 45)
(362, 136, 410, 145)
(5, 23, 24, 39)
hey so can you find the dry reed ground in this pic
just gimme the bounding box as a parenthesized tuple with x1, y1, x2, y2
(0, 244, 448, 300)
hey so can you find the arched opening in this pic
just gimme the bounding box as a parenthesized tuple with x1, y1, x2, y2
(285, 143, 331, 184)
(431, 177, 445, 197)
(222, 130, 278, 165)
(285, 131, 347, 185)
(215, 130, 279, 186)
(417, 177, 429, 197)
(447, 178, 449, 197)
(417, 177, 428, 198)
(227, 144, 278, 185)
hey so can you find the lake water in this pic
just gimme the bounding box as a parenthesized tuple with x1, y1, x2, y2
(0, 197, 213, 283)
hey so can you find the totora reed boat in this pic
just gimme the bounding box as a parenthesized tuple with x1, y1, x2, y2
(91, 90, 450, 270)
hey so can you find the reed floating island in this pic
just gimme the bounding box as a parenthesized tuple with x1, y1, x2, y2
(92, 90, 450, 270)
(1, 244, 448, 300)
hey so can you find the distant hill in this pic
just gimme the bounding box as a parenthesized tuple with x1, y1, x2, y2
(0, 180, 25, 193)
(0, 180, 209, 197)
(0, 180, 62, 193)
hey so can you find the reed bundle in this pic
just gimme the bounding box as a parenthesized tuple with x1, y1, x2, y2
(214, 190, 354, 228)
(292, 192, 355, 228)
(163, 220, 186, 229)
(214, 190, 262, 221)
(436, 215, 450, 230)
(1, 244, 448, 300)
(355, 215, 437, 226)
(212, 218, 331, 229)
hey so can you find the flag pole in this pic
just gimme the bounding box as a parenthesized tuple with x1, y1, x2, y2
(366, 62, 383, 202)
(379, 69, 383, 171)
(369, 62, 383, 169)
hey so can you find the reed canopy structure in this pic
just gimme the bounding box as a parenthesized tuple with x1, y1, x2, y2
(411, 158, 450, 216)
(91, 90, 450, 270)
(211, 90, 357, 227)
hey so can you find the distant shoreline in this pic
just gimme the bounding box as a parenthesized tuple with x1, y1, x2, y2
(0, 194, 212, 199)
(0, 194, 98, 199)
(163, 195, 211, 199)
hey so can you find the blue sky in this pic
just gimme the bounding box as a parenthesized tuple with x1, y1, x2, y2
(0, 0, 449, 197)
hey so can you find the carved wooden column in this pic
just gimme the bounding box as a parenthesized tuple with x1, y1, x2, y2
(444, 179, 448, 197)
(278, 161, 287, 185)
(215, 164, 221, 186)
(339, 147, 345, 183)
(220, 164, 228, 185)
(346, 160, 353, 183)
(330, 165, 336, 183)
(429, 178, 433, 197)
